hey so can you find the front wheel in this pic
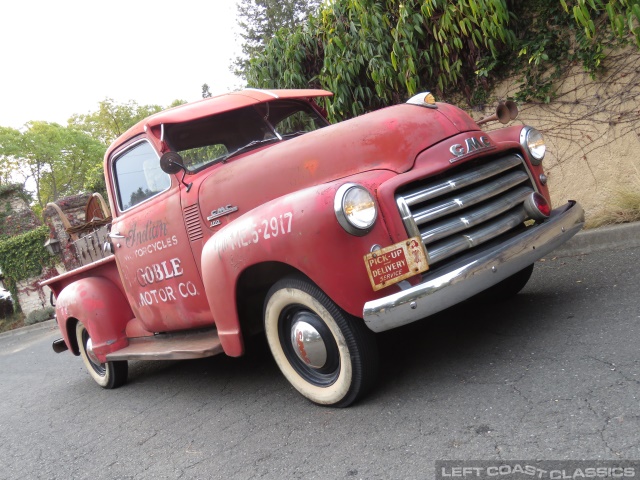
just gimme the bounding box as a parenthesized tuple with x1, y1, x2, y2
(76, 322, 128, 389)
(264, 276, 378, 407)
(475, 263, 535, 303)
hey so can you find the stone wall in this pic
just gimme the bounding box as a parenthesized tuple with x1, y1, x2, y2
(6, 194, 31, 213)
(10, 194, 92, 317)
(0, 185, 40, 237)
(1, 188, 93, 316)
(15, 266, 63, 316)
(16, 277, 50, 314)
(0, 186, 44, 316)
(482, 47, 640, 224)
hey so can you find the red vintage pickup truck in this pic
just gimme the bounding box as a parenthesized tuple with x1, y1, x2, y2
(45, 89, 584, 407)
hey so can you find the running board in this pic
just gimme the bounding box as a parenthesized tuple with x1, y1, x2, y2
(105, 329, 223, 361)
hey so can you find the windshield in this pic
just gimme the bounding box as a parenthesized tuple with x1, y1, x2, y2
(164, 100, 329, 171)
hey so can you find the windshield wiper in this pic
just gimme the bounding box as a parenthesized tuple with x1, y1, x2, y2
(222, 138, 280, 162)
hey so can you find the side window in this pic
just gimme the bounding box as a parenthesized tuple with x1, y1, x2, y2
(113, 141, 170, 211)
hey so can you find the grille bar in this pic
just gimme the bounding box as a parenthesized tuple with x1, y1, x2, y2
(426, 208, 528, 264)
(412, 170, 529, 225)
(420, 185, 533, 245)
(396, 154, 536, 267)
(402, 154, 522, 207)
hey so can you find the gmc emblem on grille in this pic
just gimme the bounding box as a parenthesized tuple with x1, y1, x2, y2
(449, 136, 493, 163)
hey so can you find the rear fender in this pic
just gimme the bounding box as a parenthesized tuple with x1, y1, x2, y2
(55, 277, 133, 362)
(201, 172, 397, 357)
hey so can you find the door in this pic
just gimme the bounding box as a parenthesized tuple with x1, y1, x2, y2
(109, 139, 214, 333)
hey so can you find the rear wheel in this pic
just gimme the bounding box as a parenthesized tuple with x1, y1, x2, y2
(264, 276, 378, 407)
(76, 322, 128, 389)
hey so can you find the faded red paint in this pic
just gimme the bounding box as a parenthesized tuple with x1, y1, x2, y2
(43, 88, 556, 365)
(304, 160, 319, 175)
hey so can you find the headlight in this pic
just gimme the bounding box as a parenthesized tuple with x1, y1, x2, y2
(334, 183, 377, 236)
(520, 126, 545, 165)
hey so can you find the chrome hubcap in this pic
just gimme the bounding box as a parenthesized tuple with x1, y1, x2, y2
(290, 320, 327, 369)
(86, 337, 101, 366)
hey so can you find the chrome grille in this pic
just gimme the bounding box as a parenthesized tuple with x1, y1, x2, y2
(396, 154, 536, 266)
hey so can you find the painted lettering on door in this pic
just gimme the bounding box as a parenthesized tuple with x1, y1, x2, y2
(135, 257, 200, 307)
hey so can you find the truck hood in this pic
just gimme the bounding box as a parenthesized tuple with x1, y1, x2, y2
(197, 102, 478, 207)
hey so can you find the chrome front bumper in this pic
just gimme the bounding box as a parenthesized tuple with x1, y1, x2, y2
(362, 201, 584, 332)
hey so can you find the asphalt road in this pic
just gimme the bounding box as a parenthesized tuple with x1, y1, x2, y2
(0, 245, 638, 480)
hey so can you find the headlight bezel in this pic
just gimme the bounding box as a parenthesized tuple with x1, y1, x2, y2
(334, 183, 378, 236)
(520, 126, 546, 165)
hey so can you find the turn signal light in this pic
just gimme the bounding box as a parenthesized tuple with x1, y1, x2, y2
(524, 192, 551, 221)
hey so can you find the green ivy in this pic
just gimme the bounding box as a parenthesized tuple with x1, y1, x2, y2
(244, 0, 640, 115)
(561, 0, 640, 45)
(246, 0, 515, 120)
(0, 226, 54, 303)
(510, 0, 640, 103)
(510, 0, 577, 103)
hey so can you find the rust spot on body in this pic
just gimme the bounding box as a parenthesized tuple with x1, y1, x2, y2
(304, 160, 318, 175)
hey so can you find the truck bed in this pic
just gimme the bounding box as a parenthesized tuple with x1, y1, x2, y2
(41, 255, 123, 298)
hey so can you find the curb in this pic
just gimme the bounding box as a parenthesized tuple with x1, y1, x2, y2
(550, 221, 640, 257)
(0, 318, 58, 340)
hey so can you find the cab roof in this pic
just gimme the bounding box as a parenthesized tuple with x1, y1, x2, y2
(107, 89, 333, 156)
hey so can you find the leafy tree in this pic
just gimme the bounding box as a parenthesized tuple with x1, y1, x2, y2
(505, 0, 640, 102)
(0, 122, 104, 214)
(561, 0, 640, 46)
(244, 0, 640, 117)
(68, 98, 164, 147)
(2, 98, 185, 219)
(67, 98, 177, 196)
(234, 0, 321, 79)
(246, 0, 515, 120)
(0, 127, 23, 185)
(169, 99, 188, 108)
(129, 187, 158, 207)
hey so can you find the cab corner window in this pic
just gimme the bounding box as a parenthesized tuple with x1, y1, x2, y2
(113, 141, 170, 211)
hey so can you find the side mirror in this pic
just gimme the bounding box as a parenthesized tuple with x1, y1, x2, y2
(160, 152, 193, 192)
(160, 152, 185, 175)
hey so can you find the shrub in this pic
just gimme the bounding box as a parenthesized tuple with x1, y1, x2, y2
(0, 296, 13, 319)
(25, 306, 55, 326)
(586, 186, 640, 228)
(0, 312, 24, 333)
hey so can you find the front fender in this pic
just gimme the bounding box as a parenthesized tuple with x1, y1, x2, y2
(55, 277, 133, 362)
(201, 170, 399, 356)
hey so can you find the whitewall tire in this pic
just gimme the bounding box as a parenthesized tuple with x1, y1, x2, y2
(76, 322, 128, 389)
(264, 276, 378, 407)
